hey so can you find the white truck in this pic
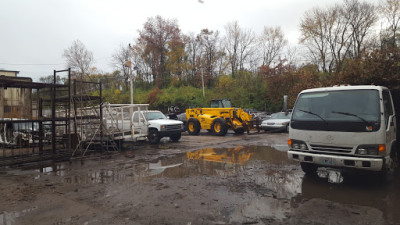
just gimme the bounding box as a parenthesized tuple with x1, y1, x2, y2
(288, 85, 400, 174)
(103, 104, 183, 145)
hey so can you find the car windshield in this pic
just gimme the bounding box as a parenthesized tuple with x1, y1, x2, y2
(291, 89, 381, 132)
(271, 113, 291, 120)
(147, 111, 167, 120)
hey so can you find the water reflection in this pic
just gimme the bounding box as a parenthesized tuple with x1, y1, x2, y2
(0, 207, 38, 225)
(294, 170, 400, 224)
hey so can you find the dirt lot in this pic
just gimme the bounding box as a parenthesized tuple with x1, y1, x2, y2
(0, 131, 400, 225)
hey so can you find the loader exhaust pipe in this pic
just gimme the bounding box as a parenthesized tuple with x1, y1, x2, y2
(283, 95, 288, 112)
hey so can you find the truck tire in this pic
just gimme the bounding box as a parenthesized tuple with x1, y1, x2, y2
(148, 129, 160, 144)
(170, 133, 181, 142)
(388, 147, 399, 173)
(233, 128, 245, 134)
(300, 162, 318, 174)
(187, 118, 200, 135)
(212, 118, 228, 136)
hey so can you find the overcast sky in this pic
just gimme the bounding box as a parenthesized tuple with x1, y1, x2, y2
(0, 0, 380, 81)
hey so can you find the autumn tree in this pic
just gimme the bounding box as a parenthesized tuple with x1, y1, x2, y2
(62, 39, 94, 78)
(137, 15, 182, 87)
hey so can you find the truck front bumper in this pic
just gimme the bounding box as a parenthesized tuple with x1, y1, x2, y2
(288, 150, 384, 171)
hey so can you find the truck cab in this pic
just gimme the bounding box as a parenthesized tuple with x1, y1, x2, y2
(288, 85, 399, 174)
(132, 110, 183, 144)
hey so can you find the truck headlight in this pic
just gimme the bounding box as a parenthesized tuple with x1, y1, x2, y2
(356, 145, 385, 156)
(288, 139, 308, 150)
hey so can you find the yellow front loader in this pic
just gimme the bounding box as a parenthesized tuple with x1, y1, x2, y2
(186, 100, 259, 136)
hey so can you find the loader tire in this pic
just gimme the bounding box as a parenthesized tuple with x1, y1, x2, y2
(187, 118, 200, 135)
(233, 128, 245, 134)
(212, 118, 228, 136)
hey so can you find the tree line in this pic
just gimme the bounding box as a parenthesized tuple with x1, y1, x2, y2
(53, 0, 400, 113)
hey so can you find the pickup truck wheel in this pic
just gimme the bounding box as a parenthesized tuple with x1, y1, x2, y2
(300, 162, 318, 174)
(212, 118, 228, 136)
(148, 129, 160, 144)
(233, 128, 245, 134)
(170, 133, 181, 142)
(187, 118, 200, 135)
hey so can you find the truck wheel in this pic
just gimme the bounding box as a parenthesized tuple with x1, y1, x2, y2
(233, 128, 245, 134)
(388, 148, 399, 172)
(148, 129, 160, 144)
(212, 118, 228, 136)
(300, 162, 318, 174)
(187, 118, 200, 135)
(170, 133, 181, 142)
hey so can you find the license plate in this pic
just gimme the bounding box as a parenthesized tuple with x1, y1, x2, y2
(321, 158, 334, 166)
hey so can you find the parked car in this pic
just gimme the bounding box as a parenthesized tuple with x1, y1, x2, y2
(260, 112, 291, 132)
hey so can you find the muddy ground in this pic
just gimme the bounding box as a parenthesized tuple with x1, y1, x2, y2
(0, 131, 400, 225)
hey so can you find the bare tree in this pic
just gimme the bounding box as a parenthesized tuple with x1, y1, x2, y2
(224, 21, 256, 77)
(224, 21, 241, 77)
(198, 29, 221, 86)
(343, 0, 377, 58)
(62, 40, 94, 78)
(300, 7, 331, 72)
(112, 44, 132, 87)
(300, 0, 377, 73)
(379, 0, 400, 48)
(259, 26, 288, 66)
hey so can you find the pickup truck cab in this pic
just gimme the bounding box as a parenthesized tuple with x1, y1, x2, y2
(133, 110, 183, 144)
(288, 85, 399, 174)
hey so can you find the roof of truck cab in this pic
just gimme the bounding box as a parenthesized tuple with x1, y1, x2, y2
(300, 85, 387, 94)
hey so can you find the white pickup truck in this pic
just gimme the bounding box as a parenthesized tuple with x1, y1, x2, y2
(288, 85, 400, 175)
(103, 104, 183, 144)
(132, 110, 183, 144)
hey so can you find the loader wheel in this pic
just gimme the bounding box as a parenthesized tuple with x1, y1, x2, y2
(212, 118, 228, 136)
(233, 128, 245, 134)
(187, 118, 200, 135)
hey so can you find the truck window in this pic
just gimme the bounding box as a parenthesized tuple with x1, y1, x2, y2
(132, 112, 139, 123)
(292, 89, 381, 132)
(382, 90, 393, 128)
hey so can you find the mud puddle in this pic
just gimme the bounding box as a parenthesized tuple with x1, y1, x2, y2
(3, 145, 400, 224)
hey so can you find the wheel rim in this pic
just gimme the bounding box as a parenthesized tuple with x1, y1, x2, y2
(188, 122, 194, 132)
(214, 122, 221, 133)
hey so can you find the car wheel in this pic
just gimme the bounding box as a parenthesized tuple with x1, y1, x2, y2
(148, 129, 160, 144)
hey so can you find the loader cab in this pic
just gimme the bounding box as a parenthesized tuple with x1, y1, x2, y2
(210, 99, 232, 108)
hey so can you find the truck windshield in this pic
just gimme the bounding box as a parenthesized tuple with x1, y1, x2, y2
(147, 112, 167, 120)
(291, 89, 381, 132)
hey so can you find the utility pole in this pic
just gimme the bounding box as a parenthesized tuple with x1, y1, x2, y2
(125, 60, 133, 104)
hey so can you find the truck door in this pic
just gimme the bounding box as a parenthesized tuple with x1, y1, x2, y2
(132, 111, 148, 137)
(383, 90, 396, 151)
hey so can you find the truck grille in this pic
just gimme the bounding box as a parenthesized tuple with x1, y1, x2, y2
(165, 124, 182, 131)
(310, 144, 352, 153)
